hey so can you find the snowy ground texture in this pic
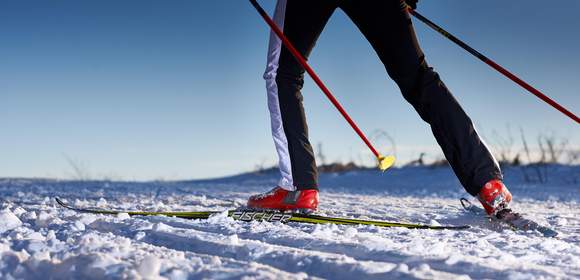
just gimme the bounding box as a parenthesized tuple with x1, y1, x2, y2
(0, 165, 579, 280)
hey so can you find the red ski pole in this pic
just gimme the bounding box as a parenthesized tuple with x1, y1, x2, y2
(249, 0, 395, 171)
(405, 6, 579, 124)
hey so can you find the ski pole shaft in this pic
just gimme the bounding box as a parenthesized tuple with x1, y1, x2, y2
(408, 9, 579, 124)
(249, 0, 389, 164)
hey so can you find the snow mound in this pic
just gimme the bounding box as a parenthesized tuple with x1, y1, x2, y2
(137, 255, 162, 278)
(0, 209, 22, 233)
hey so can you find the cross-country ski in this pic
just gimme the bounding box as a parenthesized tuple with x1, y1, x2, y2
(55, 197, 471, 230)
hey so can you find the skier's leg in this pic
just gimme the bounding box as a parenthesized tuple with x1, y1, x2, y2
(264, 0, 294, 191)
(341, 1, 502, 196)
(263, 0, 336, 191)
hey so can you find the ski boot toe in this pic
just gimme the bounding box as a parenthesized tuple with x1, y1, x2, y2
(247, 187, 318, 211)
(478, 179, 512, 216)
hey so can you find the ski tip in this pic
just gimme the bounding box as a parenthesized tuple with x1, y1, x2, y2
(55, 197, 73, 210)
(55, 197, 65, 206)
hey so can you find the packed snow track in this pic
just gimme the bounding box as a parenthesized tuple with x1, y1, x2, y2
(0, 165, 578, 279)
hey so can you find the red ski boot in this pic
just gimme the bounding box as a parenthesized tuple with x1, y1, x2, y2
(478, 179, 512, 215)
(247, 187, 318, 212)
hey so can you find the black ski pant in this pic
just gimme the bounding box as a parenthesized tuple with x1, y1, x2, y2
(271, 0, 502, 196)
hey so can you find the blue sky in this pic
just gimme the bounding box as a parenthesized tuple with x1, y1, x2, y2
(1, 0, 578, 180)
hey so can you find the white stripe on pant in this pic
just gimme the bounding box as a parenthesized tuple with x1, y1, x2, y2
(263, 0, 295, 191)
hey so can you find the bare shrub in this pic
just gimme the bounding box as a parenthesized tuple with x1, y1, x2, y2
(428, 156, 449, 168)
(566, 149, 580, 165)
(252, 158, 276, 175)
(519, 128, 548, 183)
(316, 142, 327, 166)
(318, 162, 360, 173)
(539, 133, 569, 163)
(405, 152, 426, 167)
(490, 125, 516, 165)
(63, 154, 92, 181)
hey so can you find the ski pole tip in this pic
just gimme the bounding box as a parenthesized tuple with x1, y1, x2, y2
(377, 155, 396, 171)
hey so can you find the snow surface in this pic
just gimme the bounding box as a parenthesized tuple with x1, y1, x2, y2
(0, 165, 578, 279)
